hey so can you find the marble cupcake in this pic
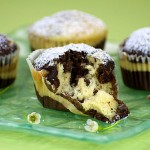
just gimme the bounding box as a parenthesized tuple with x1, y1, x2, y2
(0, 34, 19, 88)
(28, 10, 107, 51)
(119, 28, 150, 90)
(27, 43, 129, 123)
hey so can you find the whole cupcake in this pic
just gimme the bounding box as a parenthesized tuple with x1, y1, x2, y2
(119, 28, 150, 90)
(0, 34, 19, 88)
(28, 10, 107, 51)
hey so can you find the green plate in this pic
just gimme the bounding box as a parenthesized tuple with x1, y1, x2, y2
(0, 27, 150, 143)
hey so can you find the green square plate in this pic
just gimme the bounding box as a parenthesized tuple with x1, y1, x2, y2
(0, 27, 150, 143)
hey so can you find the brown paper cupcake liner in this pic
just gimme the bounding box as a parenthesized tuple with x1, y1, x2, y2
(0, 50, 19, 88)
(119, 52, 150, 90)
(35, 88, 69, 111)
(28, 34, 106, 51)
(120, 68, 150, 90)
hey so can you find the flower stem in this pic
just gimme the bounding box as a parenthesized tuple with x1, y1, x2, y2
(99, 120, 121, 131)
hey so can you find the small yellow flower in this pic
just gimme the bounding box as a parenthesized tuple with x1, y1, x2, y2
(85, 119, 99, 132)
(85, 119, 121, 133)
(27, 112, 41, 124)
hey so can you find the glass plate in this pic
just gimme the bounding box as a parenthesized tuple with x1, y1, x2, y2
(0, 27, 150, 143)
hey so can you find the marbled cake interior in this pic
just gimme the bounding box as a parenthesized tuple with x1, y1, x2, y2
(27, 44, 129, 123)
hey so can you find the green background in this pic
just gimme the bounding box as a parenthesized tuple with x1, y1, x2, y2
(1, 0, 150, 41)
(0, 0, 150, 149)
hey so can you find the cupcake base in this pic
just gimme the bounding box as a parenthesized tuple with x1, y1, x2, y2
(35, 88, 69, 111)
(121, 68, 150, 90)
(0, 49, 19, 88)
(35, 86, 129, 123)
(0, 78, 15, 88)
(95, 38, 106, 49)
(30, 38, 106, 51)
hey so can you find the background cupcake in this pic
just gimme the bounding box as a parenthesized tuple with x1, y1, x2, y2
(0, 34, 19, 88)
(28, 10, 107, 51)
(119, 28, 150, 90)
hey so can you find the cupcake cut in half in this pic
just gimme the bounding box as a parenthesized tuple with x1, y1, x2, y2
(27, 43, 129, 123)
(28, 10, 107, 51)
(119, 28, 150, 90)
(0, 34, 19, 88)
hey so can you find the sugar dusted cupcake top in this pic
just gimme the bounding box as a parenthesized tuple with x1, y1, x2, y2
(28, 10, 107, 40)
(0, 34, 18, 56)
(32, 43, 114, 70)
(122, 28, 150, 57)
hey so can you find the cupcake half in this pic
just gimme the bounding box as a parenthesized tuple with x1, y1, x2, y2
(0, 34, 19, 88)
(27, 43, 129, 123)
(119, 28, 150, 90)
(28, 10, 107, 51)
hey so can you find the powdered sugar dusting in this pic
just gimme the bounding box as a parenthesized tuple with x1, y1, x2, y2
(28, 10, 106, 38)
(32, 43, 113, 70)
(124, 28, 150, 55)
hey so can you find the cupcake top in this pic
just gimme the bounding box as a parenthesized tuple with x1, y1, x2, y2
(28, 10, 107, 40)
(121, 28, 150, 57)
(31, 43, 114, 70)
(0, 34, 18, 56)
